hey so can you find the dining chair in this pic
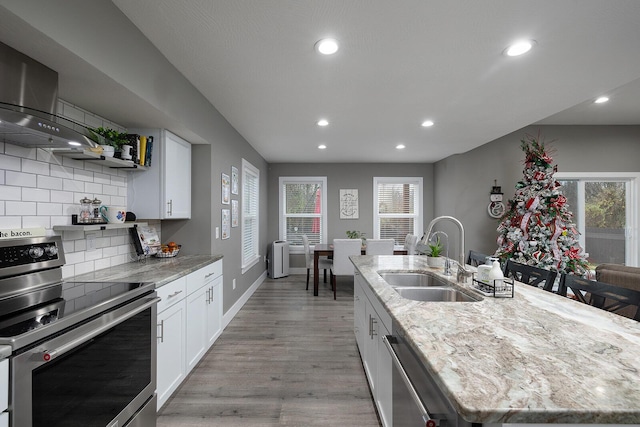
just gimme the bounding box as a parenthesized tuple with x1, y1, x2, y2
(503, 259, 558, 292)
(365, 239, 395, 255)
(559, 274, 640, 321)
(302, 235, 332, 291)
(404, 234, 418, 255)
(467, 250, 490, 267)
(331, 239, 363, 300)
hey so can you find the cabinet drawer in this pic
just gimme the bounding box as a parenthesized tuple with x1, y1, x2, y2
(0, 359, 7, 413)
(186, 261, 222, 294)
(157, 277, 187, 313)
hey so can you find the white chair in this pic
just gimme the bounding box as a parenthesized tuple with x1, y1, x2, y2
(404, 234, 418, 255)
(365, 239, 395, 255)
(331, 239, 363, 300)
(302, 235, 332, 291)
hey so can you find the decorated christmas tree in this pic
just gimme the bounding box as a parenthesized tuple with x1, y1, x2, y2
(495, 133, 590, 276)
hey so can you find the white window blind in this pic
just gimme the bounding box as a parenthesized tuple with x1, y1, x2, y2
(279, 177, 327, 249)
(242, 159, 260, 271)
(373, 177, 423, 245)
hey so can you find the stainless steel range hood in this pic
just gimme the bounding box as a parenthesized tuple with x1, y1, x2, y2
(0, 41, 98, 149)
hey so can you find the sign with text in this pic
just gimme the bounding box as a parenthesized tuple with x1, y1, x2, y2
(0, 227, 46, 240)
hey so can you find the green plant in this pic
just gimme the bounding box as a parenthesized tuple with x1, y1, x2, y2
(89, 127, 128, 149)
(346, 230, 366, 242)
(427, 236, 443, 257)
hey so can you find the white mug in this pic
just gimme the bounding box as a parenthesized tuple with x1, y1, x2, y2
(100, 206, 127, 223)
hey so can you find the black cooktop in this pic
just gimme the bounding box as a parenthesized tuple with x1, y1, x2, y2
(0, 281, 150, 339)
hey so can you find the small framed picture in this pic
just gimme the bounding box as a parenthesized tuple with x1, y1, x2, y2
(221, 209, 230, 239)
(231, 166, 239, 195)
(221, 173, 230, 205)
(231, 200, 239, 227)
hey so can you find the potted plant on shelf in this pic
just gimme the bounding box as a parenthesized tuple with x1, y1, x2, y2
(426, 236, 445, 268)
(346, 230, 366, 248)
(89, 127, 130, 158)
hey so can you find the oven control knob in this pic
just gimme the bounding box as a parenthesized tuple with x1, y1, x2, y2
(45, 245, 59, 257)
(28, 247, 44, 259)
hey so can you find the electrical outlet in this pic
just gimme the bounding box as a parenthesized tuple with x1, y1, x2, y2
(232, 278, 236, 290)
(87, 233, 97, 252)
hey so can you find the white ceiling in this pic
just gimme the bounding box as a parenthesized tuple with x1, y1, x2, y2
(6, 1, 640, 163)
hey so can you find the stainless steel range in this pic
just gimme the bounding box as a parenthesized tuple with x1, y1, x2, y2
(0, 236, 159, 427)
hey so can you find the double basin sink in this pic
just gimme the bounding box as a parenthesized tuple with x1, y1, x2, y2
(378, 271, 481, 302)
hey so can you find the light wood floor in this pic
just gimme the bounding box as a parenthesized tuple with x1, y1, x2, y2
(157, 274, 381, 426)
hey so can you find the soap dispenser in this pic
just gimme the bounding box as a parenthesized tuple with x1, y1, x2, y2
(488, 260, 504, 290)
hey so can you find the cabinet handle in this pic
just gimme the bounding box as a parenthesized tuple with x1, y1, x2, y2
(205, 272, 216, 279)
(168, 290, 183, 298)
(167, 199, 173, 216)
(371, 317, 377, 338)
(158, 320, 164, 343)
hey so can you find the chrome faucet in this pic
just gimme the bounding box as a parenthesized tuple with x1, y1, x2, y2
(419, 216, 471, 282)
(430, 230, 451, 276)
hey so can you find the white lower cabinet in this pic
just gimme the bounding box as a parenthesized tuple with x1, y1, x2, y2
(156, 260, 223, 411)
(186, 261, 223, 373)
(0, 358, 7, 427)
(354, 272, 392, 427)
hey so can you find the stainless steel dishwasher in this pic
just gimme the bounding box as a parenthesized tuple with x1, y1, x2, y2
(383, 326, 474, 427)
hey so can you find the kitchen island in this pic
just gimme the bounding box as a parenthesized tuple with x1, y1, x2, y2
(351, 255, 640, 425)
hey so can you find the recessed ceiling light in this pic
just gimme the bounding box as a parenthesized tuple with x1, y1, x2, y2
(421, 120, 434, 127)
(315, 38, 339, 55)
(594, 96, 609, 104)
(396, 144, 405, 150)
(504, 40, 535, 57)
(317, 119, 329, 127)
(318, 144, 327, 150)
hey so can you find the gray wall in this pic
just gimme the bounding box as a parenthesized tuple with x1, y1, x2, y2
(433, 124, 640, 259)
(268, 163, 433, 268)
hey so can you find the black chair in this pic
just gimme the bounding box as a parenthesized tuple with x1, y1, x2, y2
(559, 274, 640, 321)
(503, 260, 558, 292)
(467, 250, 490, 267)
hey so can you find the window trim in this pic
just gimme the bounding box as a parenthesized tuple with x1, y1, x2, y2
(241, 159, 260, 273)
(372, 177, 423, 244)
(555, 171, 639, 267)
(278, 176, 328, 254)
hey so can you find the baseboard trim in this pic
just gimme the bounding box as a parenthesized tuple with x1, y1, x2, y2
(222, 269, 267, 329)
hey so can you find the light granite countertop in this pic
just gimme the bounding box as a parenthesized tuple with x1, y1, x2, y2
(67, 255, 223, 288)
(351, 255, 640, 425)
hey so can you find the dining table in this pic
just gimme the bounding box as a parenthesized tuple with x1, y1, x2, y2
(312, 243, 407, 296)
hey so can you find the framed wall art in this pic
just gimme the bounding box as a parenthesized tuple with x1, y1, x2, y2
(339, 189, 359, 219)
(231, 199, 239, 227)
(221, 173, 230, 205)
(221, 208, 230, 239)
(231, 166, 239, 195)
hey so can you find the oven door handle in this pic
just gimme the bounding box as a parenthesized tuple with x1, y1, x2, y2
(382, 334, 440, 427)
(41, 296, 160, 362)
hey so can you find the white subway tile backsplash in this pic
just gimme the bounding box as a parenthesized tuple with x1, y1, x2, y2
(6, 171, 37, 187)
(37, 175, 63, 190)
(22, 188, 50, 202)
(73, 169, 93, 182)
(0, 154, 21, 171)
(1, 102, 158, 279)
(22, 216, 51, 229)
(22, 159, 50, 175)
(6, 201, 37, 215)
(0, 186, 21, 201)
(50, 164, 74, 179)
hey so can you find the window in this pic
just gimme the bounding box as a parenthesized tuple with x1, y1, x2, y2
(241, 159, 260, 272)
(279, 177, 327, 251)
(373, 177, 423, 245)
(556, 172, 639, 267)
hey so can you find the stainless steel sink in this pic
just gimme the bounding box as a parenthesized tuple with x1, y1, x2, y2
(378, 272, 450, 288)
(392, 286, 480, 302)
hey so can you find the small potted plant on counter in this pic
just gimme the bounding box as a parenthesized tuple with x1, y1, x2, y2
(426, 236, 445, 268)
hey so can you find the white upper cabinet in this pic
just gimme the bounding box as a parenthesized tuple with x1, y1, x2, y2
(127, 129, 192, 219)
